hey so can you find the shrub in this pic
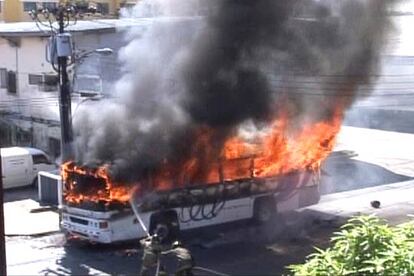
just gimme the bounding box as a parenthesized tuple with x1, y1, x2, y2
(288, 215, 414, 275)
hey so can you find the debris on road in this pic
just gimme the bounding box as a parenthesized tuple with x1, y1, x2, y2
(371, 200, 381, 209)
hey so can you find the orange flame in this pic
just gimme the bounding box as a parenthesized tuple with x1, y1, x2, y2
(62, 108, 343, 206)
(62, 162, 135, 205)
(254, 115, 341, 177)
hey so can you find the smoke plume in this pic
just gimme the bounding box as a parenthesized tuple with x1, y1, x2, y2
(74, 0, 396, 184)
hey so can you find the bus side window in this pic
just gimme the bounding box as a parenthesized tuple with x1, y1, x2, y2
(32, 154, 52, 165)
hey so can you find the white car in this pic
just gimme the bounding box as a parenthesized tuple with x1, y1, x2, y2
(0, 147, 57, 189)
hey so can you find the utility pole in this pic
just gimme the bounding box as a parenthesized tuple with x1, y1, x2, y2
(30, 5, 78, 162)
(0, 152, 7, 275)
(56, 7, 73, 162)
(30, 5, 105, 162)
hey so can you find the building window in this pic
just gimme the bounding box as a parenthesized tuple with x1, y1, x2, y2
(7, 71, 17, 94)
(28, 74, 43, 85)
(40, 74, 59, 92)
(74, 0, 89, 11)
(48, 138, 60, 159)
(16, 128, 32, 146)
(0, 68, 7, 89)
(120, 3, 135, 9)
(42, 2, 57, 11)
(43, 74, 59, 86)
(28, 74, 58, 92)
(23, 2, 37, 12)
(96, 3, 109, 14)
(32, 154, 52, 165)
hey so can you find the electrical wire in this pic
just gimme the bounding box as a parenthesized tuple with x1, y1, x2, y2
(1, 86, 414, 105)
(264, 72, 414, 78)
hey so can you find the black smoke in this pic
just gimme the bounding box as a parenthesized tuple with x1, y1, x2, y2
(73, 0, 396, 184)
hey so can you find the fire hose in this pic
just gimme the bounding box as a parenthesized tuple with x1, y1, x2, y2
(131, 195, 230, 276)
(129, 196, 150, 237)
(130, 196, 165, 275)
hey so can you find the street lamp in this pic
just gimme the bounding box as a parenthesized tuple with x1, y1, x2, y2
(93, 47, 113, 56)
(72, 94, 104, 122)
(74, 47, 113, 65)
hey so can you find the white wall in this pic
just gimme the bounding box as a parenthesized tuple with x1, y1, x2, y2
(0, 36, 60, 151)
(0, 36, 60, 120)
(0, 29, 125, 154)
(0, 37, 19, 110)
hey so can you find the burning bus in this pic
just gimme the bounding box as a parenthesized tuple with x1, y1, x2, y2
(60, 116, 340, 243)
(59, 0, 394, 244)
(60, 159, 321, 244)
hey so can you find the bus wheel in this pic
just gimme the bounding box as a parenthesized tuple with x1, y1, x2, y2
(253, 197, 276, 224)
(150, 212, 179, 242)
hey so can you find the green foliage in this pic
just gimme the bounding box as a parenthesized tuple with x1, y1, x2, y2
(288, 215, 414, 275)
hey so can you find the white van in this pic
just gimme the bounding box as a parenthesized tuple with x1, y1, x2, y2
(0, 147, 57, 189)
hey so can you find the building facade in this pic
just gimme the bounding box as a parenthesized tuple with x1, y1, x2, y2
(0, 19, 129, 158)
(0, 0, 138, 22)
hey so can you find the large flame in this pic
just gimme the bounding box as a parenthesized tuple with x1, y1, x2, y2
(62, 162, 134, 205)
(62, 108, 342, 205)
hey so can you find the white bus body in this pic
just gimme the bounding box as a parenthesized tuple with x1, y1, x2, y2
(60, 171, 320, 244)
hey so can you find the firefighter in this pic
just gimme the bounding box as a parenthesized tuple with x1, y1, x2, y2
(139, 234, 163, 276)
(163, 240, 195, 276)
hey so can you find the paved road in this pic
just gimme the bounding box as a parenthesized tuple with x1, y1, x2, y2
(5, 179, 414, 276)
(5, 4, 414, 275)
(5, 124, 414, 275)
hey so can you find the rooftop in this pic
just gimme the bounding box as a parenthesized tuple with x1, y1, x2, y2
(0, 17, 203, 36)
(0, 18, 154, 36)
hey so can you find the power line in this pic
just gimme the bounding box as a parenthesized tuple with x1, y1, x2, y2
(265, 72, 414, 78)
(1, 91, 414, 109)
(266, 77, 414, 85)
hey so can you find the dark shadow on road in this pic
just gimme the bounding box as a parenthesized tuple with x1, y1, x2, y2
(321, 153, 412, 194)
(46, 217, 338, 276)
(3, 186, 37, 203)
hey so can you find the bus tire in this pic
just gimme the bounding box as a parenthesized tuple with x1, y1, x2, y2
(149, 211, 179, 242)
(253, 196, 276, 224)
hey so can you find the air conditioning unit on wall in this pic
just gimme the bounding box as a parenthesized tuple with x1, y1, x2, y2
(28, 73, 59, 92)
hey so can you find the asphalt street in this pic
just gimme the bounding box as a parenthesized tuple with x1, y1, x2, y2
(4, 125, 414, 275)
(4, 3, 414, 275)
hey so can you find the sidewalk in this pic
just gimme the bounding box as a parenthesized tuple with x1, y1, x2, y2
(4, 199, 60, 236)
(302, 179, 414, 226)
